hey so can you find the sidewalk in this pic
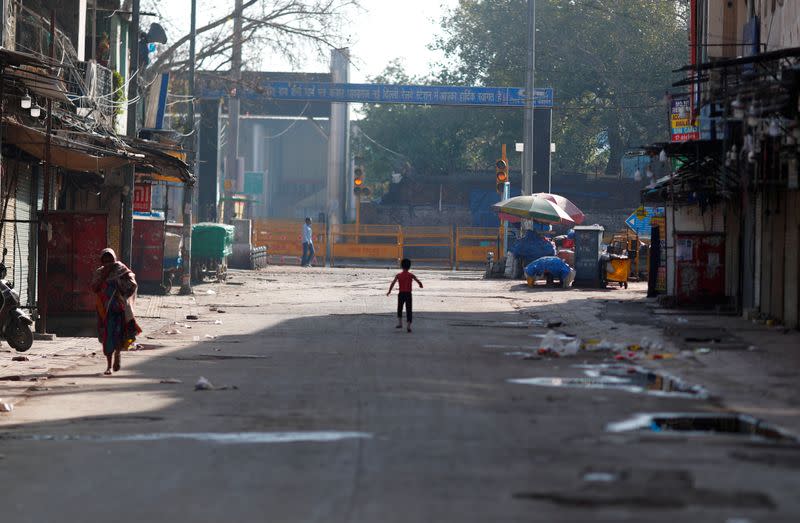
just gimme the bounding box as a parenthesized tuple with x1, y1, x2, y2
(0, 291, 194, 410)
(512, 281, 800, 435)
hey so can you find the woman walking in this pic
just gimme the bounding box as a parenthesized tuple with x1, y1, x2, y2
(90, 248, 141, 375)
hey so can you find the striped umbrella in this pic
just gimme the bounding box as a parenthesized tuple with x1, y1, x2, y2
(533, 193, 585, 225)
(492, 195, 575, 225)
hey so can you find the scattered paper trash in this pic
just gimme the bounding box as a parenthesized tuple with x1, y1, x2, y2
(0, 402, 13, 412)
(695, 347, 712, 355)
(676, 317, 689, 324)
(214, 320, 223, 325)
(192, 336, 201, 342)
(11, 356, 29, 362)
(195, 376, 214, 390)
(747, 345, 759, 352)
(160, 378, 182, 384)
(583, 472, 618, 483)
(166, 329, 182, 335)
(206, 290, 216, 295)
(204, 334, 216, 340)
(186, 314, 199, 320)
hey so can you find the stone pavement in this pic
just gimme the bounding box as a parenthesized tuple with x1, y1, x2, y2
(510, 280, 800, 435)
(0, 291, 191, 410)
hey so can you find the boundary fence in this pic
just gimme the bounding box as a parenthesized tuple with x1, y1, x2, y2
(454, 227, 502, 269)
(252, 220, 500, 269)
(252, 219, 328, 265)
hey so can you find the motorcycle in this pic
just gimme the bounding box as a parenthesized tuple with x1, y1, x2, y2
(0, 248, 33, 352)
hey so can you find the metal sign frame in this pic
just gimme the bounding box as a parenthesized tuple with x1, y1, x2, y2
(203, 82, 554, 108)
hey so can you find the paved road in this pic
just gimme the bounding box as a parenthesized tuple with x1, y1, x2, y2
(0, 267, 798, 522)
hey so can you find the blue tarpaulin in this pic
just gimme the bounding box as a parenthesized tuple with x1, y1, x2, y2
(525, 256, 572, 280)
(510, 233, 556, 259)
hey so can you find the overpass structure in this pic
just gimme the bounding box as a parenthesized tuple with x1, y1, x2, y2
(198, 50, 554, 226)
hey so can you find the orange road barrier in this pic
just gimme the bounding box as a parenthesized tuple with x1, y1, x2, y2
(401, 226, 454, 268)
(330, 224, 402, 266)
(252, 219, 327, 266)
(455, 227, 502, 269)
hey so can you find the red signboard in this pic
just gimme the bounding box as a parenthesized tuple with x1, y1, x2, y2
(133, 183, 152, 213)
(676, 233, 725, 305)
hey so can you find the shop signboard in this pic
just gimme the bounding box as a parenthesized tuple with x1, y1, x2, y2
(133, 183, 152, 213)
(670, 95, 699, 142)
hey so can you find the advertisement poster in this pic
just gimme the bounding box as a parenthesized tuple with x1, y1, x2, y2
(670, 95, 699, 143)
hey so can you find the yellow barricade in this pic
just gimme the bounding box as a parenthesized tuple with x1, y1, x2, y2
(455, 227, 501, 269)
(402, 226, 454, 267)
(330, 224, 402, 266)
(252, 219, 327, 265)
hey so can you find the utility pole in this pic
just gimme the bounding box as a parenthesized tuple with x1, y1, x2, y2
(180, 0, 197, 295)
(122, 0, 140, 265)
(36, 10, 56, 335)
(522, 0, 535, 196)
(223, 0, 243, 224)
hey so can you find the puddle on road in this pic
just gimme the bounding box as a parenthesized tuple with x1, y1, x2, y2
(176, 354, 271, 361)
(509, 364, 707, 398)
(0, 431, 372, 444)
(449, 320, 540, 329)
(607, 413, 799, 443)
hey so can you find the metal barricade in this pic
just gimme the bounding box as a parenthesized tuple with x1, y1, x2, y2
(455, 227, 501, 269)
(330, 224, 402, 266)
(252, 219, 327, 265)
(401, 226, 454, 268)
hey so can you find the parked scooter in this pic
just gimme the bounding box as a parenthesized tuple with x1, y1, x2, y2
(0, 248, 33, 352)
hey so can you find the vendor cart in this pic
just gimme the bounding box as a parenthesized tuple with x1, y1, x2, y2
(191, 223, 234, 283)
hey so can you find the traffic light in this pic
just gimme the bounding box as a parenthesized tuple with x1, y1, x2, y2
(495, 158, 509, 194)
(354, 166, 371, 197)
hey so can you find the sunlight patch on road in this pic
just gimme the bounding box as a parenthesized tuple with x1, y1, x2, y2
(1, 431, 373, 444)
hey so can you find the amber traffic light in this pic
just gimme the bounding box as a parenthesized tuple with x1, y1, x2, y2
(495, 159, 509, 193)
(354, 166, 370, 196)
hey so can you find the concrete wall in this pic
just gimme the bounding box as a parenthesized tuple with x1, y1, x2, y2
(360, 204, 471, 227)
(238, 117, 329, 221)
(759, 0, 800, 51)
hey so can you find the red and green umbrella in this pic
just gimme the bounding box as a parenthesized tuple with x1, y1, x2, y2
(492, 195, 575, 225)
(533, 193, 585, 225)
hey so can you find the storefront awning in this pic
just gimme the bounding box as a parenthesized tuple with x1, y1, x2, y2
(124, 138, 194, 185)
(3, 122, 132, 172)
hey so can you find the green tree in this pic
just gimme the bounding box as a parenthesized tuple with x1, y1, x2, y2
(359, 0, 688, 178)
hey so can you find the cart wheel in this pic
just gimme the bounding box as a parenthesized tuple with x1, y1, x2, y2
(624, 281, 628, 289)
(619, 282, 624, 288)
(162, 274, 174, 295)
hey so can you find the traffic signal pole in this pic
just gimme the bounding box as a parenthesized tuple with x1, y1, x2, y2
(355, 193, 361, 244)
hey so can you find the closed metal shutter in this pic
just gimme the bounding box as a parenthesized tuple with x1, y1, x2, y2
(13, 166, 33, 308)
(0, 160, 33, 308)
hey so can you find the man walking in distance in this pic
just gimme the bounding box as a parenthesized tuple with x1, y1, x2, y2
(301, 217, 315, 267)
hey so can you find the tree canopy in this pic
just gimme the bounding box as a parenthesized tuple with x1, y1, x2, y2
(357, 0, 688, 185)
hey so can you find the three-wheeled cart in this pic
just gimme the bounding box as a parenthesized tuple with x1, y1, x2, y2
(191, 223, 234, 283)
(602, 254, 630, 289)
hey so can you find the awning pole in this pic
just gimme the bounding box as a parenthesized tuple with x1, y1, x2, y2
(180, 0, 197, 295)
(36, 10, 56, 335)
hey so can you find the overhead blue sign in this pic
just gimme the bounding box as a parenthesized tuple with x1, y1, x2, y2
(625, 207, 665, 238)
(204, 82, 553, 108)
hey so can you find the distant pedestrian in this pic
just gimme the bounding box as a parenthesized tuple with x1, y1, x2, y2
(90, 248, 141, 375)
(387, 258, 423, 332)
(301, 217, 315, 267)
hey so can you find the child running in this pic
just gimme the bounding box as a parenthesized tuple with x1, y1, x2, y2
(387, 258, 423, 332)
